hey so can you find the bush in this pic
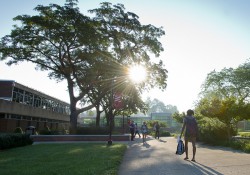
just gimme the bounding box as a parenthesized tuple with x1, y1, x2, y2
(0, 133, 33, 150)
(239, 132, 250, 137)
(230, 140, 250, 153)
(76, 127, 110, 135)
(198, 118, 237, 144)
(149, 130, 171, 137)
(161, 131, 171, 137)
(14, 127, 23, 134)
(39, 126, 52, 135)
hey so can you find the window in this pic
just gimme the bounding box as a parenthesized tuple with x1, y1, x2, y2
(34, 95, 41, 107)
(24, 92, 33, 105)
(12, 87, 24, 103)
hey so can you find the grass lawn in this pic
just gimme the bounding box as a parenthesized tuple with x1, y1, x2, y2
(0, 143, 127, 175)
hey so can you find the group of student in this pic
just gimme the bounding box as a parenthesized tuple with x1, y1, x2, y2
(129, 109, 198, 162)
(129, 120, 161, 142)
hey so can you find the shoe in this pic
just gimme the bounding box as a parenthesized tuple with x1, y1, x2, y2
(184, 157, 189, 160)
(191, 159, 196, 162)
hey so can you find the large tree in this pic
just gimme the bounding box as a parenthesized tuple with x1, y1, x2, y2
(85, 2, 168, 126)
(202, 59, 250, 103)
(0, 1, 107, 133)
(196, 59, 250, 139)
(0, 1, 168, 133)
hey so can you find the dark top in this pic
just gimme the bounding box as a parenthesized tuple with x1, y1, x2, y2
(183, 115, 198, 138)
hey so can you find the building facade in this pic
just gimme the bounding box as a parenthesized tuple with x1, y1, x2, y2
(0, 80, 70, 133)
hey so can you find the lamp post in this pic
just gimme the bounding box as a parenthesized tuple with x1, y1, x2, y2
(107, 79, 114, 145)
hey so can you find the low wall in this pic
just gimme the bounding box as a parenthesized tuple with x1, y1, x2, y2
(31, 134, 130, 142)
(232, 136, 250, 140)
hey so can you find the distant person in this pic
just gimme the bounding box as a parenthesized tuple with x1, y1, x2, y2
(134, 123, 141, 138)
(141, 121, 148, 143)
(129, 120, 136, 141)
(180, 109, 198, 162)
(154, 121, 160, 139)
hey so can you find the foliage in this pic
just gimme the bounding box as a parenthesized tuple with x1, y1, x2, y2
(38, 126, 52, 135)
(76, 126, 110, 135)
(86, 2, 168, 126)
(161, 131, 171, 137)
(145, 98, 178, 116)
(197, 117, 237, 143)
(146, 120, 167, 129)
(0, 133, 33, 150)
(202, 59, 250, 103)
(149, 130, 171, 137)
(197, 94, 249, 140)
(14, 127, 23, 134)
(230, 140, 250, 153)
(239, 132, 250, 137)
(172, 112, 185, 124)
(196, 60, 250, 140)
(0, 143, 127, 175)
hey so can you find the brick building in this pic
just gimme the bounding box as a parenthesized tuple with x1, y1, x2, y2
(0, 80, 70, 133)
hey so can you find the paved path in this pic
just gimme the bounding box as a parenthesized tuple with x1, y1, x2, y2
(118, 136, 250, 175)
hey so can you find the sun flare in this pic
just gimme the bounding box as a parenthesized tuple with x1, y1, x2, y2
(128, 65, 147, 83)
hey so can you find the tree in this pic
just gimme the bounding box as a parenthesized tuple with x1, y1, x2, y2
(86, 2, 168, 126)
(197, 59, 250, 139)
(172, 112, 185, 124)
(145, 98, 177, 116)
(0, 1, 168, 133)
(0, 1, 108, 133)
(202, 59, 250, 103)
(88, 2, 168, 91)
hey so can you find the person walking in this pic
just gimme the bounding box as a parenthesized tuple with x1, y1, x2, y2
(134, 123, 141, 138)
(154, 121, 160, 139)
(129, 120, 136, 141)
(141, 121, 148, 143)
(180, 109, 198, 162)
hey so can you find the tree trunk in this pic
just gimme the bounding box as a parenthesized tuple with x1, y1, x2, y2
(70, 106, 78, 134)
(226, 123, 232, 141)
(67, 79, 78, 134)
(96, 109, 101, 127)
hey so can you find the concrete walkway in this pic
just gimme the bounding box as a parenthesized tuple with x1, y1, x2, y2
(118, 136, 250, 175)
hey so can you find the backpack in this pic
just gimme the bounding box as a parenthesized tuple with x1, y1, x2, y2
(176, 139, 185, 155)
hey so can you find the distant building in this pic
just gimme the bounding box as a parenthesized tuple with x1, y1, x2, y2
(0, 80, 70, 133)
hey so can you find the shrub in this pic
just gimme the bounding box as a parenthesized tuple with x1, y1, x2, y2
(161, 131, 171, 137)
(76, 127, 110, 135)
(39, 126, 52, 135)
(230, 139, 250, 153)
(198, 118, 237, 144)
(0, 133, 33, 150)
(14, 127, 23, 134)
(239, 132, 250, 137)
(148, 130, 171, 137)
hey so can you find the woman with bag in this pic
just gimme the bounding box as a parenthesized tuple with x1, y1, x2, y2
(180, 109, 198, 162)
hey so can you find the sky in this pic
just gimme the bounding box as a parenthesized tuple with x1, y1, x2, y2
(0, 0, 250, 113)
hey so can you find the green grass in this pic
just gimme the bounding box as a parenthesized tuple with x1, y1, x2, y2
(0, 143, 127, 175)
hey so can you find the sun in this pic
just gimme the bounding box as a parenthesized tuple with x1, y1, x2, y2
(128, 65, 147, 83)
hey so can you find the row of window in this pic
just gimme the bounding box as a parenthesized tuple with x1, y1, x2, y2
(0, 113, 68, 124)
(12, 87, 70, 115)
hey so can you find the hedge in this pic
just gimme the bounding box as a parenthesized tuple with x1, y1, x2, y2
(0, 133, 33, 150)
